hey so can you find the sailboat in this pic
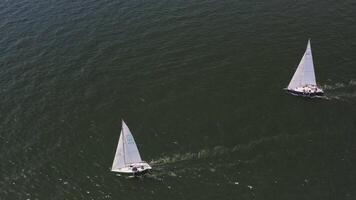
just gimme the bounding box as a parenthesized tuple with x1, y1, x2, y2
(285, 39, 324, 97)
(111, 120, 152, 176)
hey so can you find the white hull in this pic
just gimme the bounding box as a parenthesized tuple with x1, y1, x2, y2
(285, 85, 324, 97)
(112, 162, 151, 174)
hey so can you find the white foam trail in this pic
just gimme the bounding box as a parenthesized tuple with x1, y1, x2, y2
(332, 92, 356, 99)
(322, 80, 356, 90)
(322, 82, 345, 90)
(349, 80, 356, 86)
(150, 134, 304, 167)
(322, 80, 356, 101)
(150, 146, 230, 166)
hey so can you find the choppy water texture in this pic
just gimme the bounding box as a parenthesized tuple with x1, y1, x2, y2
(1, 0, 356, 199)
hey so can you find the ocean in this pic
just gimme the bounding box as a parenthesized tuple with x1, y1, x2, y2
(0, 0, 355, 199)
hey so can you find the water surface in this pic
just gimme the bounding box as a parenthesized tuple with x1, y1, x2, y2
(1, 0, 356, 199)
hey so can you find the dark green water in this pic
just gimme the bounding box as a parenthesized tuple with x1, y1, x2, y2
(1, 0, 356, 199)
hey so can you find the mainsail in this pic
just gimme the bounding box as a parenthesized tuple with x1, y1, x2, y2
(287, 40, 317, 89)
(121, 120, 142, 164)
(111, 120, 142, 171)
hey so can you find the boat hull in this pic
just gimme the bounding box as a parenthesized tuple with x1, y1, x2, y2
(116, 169, 151, 177)
(112, 162, 152, 177)
(286, 89, 324, 97)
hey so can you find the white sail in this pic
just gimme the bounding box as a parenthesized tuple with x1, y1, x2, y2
(111, 131, 125, 171)
(121, 120, 142, 164)
(287, 40, 317, 89)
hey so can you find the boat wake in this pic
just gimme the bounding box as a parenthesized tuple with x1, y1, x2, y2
(322, 80, 356, 90)
(327, 92, 356, 101)
(144, 145, 239, 180)
(150, 146, 231, 166)
(147, 133, 312, 179)
(322, 80, 356, 101)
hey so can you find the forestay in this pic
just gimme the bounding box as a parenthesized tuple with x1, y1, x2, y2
(287, 40, 317, 89)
